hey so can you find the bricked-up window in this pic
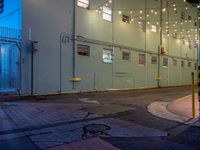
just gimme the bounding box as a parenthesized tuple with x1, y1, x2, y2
(103, 6, 112, 22)
(163, 58, 168, 67)
(151, 56, 157, 64)
(122, 51, 131, 61)
(103, 49, 113, 63)
(139, 54, 145, 65)
(77, 44, 90, 56)
(77, 0, 89, 9)
(181, 61, 185, 68)
(188, 62, 191, 68)
(173, 59, 177, 66)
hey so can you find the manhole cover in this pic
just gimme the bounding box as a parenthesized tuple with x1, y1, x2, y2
(83, 124, 111, 134)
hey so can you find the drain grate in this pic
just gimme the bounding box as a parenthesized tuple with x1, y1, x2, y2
(83, 124, 111, 134)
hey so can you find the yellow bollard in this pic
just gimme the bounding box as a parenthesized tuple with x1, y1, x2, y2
(191, 72, 195, 118)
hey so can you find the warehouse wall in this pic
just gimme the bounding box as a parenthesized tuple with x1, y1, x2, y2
(21, 0, 74, 95)
(76, 0, 198, 91)
(21, 0, 198, 95)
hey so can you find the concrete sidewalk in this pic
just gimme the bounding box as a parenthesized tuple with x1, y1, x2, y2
(148, 95, 200, 125)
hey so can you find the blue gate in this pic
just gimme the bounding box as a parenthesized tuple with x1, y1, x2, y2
(0, 27, 21, 93)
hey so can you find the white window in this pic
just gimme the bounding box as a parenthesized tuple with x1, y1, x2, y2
(103, 49, 113, 63)
(103, 6, 112, 22)
(77, 0, 89, 9)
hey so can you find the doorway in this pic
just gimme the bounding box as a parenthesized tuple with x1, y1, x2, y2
(0, 43, 20, 93)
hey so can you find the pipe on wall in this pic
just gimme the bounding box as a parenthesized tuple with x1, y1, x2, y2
(72, 0, 76, 90)
(157, 0, 163, 88)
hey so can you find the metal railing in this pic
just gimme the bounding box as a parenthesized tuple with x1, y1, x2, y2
(0, 27, 21, 41)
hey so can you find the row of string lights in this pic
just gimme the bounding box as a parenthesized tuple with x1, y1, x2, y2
(94, 0, 199, 48)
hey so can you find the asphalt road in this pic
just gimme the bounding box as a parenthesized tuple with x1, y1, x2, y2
(0, 86, 199, 150)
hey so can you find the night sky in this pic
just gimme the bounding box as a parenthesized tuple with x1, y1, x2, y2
(0, 0, 21, 29)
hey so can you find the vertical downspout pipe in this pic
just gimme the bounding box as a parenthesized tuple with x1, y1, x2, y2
(72, 0, 76, 90)
(145, 0, 147, 87)
(158, 0, 163, 88)
(198, 7, 200, 119)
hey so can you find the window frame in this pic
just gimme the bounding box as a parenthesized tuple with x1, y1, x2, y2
(173, 59, 177, 66)
(77, 44, 90, 56)
(181, 60, 185, 68)
(77, 0, 89, 9)
(151, 55, 158, 64)
(188, 62, 191, 68)
(139, 54, 145, 66)
(163, 57, 168, 67)
(122, 51, 131, 61)
(102, 48, 113, 64)
(102, 6, 112, 22)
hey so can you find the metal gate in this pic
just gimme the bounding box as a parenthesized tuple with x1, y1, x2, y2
(0, 27, 21, 93)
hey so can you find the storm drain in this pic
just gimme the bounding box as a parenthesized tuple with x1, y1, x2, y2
(83, 124, 111, 134)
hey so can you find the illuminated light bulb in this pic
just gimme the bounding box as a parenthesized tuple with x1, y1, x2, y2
(95, 9, 98, 12)
(162, 8, 166, 12)
(173, 24, 175, 27)
(180, 22, 183, 25)
(109, 0, 112, 3)
(118, 11, 122, 14)
(146, 14, 149, 17)
(147, 21, 150, 24)
(151, 9, 154, 13)
(130, 10, 133, 14)
(139, 10, 143, 14)
(183, 0, 186, 2)
(154, 11, 158, 15)
(185, 20, 188, 23)
(156, 22, 159, 25)
(185, 7, 188, 10)
(105, 3, 108, 6)
(139, 16, 142, 19)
